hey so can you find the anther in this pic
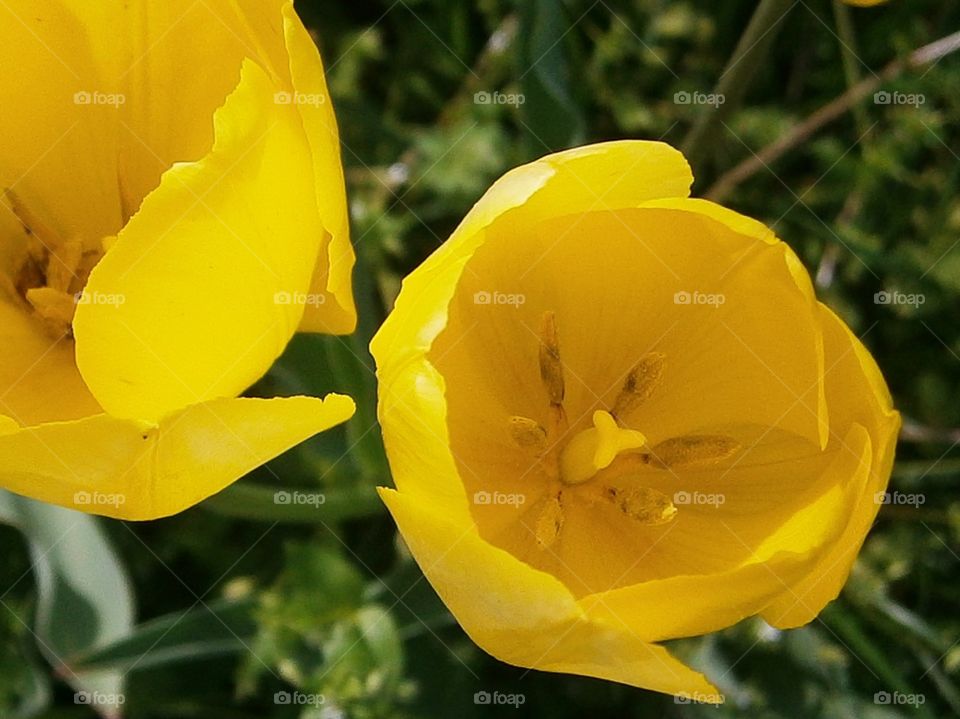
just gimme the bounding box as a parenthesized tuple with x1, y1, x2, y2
(535, 491, 564, 549)
(648, 435, 741, 470)
(605, 486, 677, 525)
(508, 416, 548, 450)
(612, 352, 666, 419)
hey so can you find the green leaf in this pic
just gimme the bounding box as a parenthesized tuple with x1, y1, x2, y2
(69, 597, 256, 674)
(518, 0, 586, 151)
(0, 491, 134, 718)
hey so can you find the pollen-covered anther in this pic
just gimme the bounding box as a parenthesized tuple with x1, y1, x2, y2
(508, 416, 548, 450)
(538, 311, 565, 404)
(649, 435, 741, 470)
(605, 486, 677, 525)
(612, 352, 666, 419)
(534, 491, 564, 549)
(4, 188, 105, 338)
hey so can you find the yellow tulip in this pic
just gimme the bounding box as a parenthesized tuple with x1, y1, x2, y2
(371, 141, 899, 697)
(0, 1, 356, 519)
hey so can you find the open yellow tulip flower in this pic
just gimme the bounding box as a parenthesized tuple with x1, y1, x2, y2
(371, 141, 899, 698)
(0, 1, 356, 519)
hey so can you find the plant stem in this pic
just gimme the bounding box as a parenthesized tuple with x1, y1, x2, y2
(681, 0, 795, 170)
(705, 29, 960, 202)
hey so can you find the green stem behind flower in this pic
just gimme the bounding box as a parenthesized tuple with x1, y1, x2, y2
(681, 0, 795, 172)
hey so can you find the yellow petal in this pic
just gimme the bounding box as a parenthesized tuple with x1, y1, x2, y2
(0, 299, 100, 426)
(372, 141, 694, 519)
(0, 1, 123, 242)
(0, 394, 354, 520)
(579, 424, 873, 641)
(762, 305, 899, 627)
(281, 3, 356, 335)
(379, 487, 720, 698)
(114, 0, 288, 213)
(74, 59, 325, 421)
(372, 140, 692, 371)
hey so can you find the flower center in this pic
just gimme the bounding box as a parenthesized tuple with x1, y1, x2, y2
(2, 189, 108, 338)
(506, 311, 741, 550)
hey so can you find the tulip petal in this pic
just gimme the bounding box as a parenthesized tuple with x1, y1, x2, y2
(372, 142, 695, 519)
(372, 140, 692, 369)
(0, 0, 123, 241)
(113, 0, 283, 212)
(378, 487, 720, 698)
(761, 305, 899, 627)
(0, 394, 354, 520)
(578, 424, 872, 641)
(75, 59, 325, 421)
(281, 2, 356, 335)
(0, 300, 100, 426)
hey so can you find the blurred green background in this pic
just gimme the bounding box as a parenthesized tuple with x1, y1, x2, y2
(2, 0, 960, 717)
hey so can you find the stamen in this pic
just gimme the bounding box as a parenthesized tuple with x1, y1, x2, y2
(25, 287, 76, 336)
(4, 189, 62, 248)
(648, 435, 741, 470)
(508, 416, 548, 450)
(612, 352, 666, 419)
(538, 311, 565, 405)
(605, 486, 677, 525)
(534, 491, 564, 549)
(4, 189, 106, 338)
